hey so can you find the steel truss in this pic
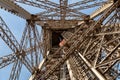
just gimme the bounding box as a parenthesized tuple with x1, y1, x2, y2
(0, 0, 120, 80)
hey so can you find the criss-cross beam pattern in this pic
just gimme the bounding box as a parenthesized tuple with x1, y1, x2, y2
(0, 45, 42, 69)
(0, 16, 33, 73)
(22, 20, 43, 68)
(13, 0, 108, 20)
(35, 0, 120, 79)
(12, 0, 110, 29)
(13, 0, 86, 20)
(13, 0, 59, 14)
(1, 0, 120, 80)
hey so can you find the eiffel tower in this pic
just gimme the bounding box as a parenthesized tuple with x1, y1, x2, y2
(0, 0, 120, 80)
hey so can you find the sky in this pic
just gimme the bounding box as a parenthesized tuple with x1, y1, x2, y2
(0, 0, 99, 80)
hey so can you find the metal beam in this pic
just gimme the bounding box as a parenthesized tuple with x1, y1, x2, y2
(66, 60, 76, 80)
(60, 0, 68, 21)
(34, 0, 59, 8)
(68, 0, 95, 8)
(29, 58, 45, 80)
(0, 0, 31, 19)
(90, 2, 113, 19)
(13, 0, 59, 13)
(29, 51, 49, 80)
(37, 20, 82, 29)
(78, 1, 113, 25)
(14, 0, 87, 18)
(0, 23, 43, 69)
(78, 52, 106, 80)
(73, 1, 107, 11)
(37, 0, 120, 79)
(0, 54, 16, 69)
(0, 16, 33, 72)
(0, 45, 41, 69)
(9, 60, 22, 80)
(0, 16, 19, 52)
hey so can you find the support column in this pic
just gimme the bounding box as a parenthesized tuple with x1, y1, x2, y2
(78, 52, 106, 80)
(42, 23, 51, 58)
(66, 60, 76, 80)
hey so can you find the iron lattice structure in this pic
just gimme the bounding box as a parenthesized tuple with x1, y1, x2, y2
(0, 0, 120, 80)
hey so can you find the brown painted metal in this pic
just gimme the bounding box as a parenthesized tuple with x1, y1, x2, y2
(0, 0, 120, 80)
